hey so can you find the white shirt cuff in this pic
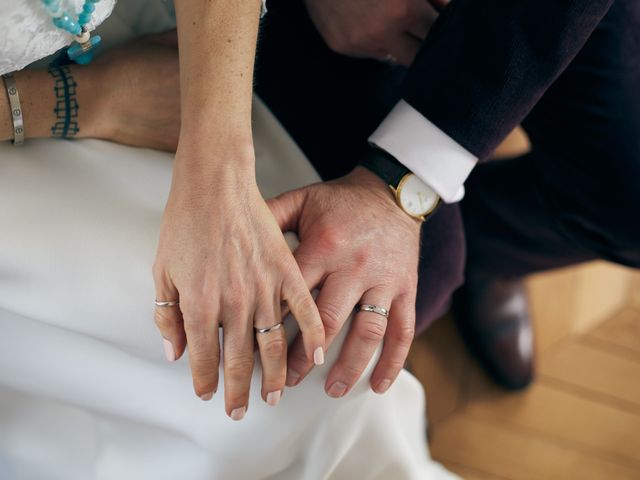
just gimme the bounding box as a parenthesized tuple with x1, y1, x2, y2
(369, 100, 478, 203)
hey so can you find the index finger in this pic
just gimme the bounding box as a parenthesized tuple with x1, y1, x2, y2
(282, 276, 326, 367)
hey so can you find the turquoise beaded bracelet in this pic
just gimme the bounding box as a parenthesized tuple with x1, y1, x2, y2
(40, 0, 102, 64)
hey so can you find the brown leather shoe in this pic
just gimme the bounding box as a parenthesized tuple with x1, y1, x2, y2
(453, 276, 534, 390)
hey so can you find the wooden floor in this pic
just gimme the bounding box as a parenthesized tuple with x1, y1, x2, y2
(408, 261, 640, 479)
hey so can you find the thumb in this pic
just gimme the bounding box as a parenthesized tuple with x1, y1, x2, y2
(266, 188, 306, 233)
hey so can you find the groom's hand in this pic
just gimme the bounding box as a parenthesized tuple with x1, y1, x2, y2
(304, 0, 440, 66)
(267, 167, 422, 397)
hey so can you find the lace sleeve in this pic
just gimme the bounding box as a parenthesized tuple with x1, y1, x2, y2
(0, 0, 116, 75)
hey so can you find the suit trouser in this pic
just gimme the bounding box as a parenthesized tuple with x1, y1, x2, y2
(254, 0, 640, 334)
(462, 0, 640, 279)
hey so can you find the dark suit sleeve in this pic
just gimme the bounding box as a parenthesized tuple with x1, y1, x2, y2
(403, 0, 614, 160)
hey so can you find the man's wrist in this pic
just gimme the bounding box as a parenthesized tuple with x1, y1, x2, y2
(347, 167, 422, 231)
(351, 165, 394, 192)
(360, 144, 410, 187)
(359, 145, 441, 222)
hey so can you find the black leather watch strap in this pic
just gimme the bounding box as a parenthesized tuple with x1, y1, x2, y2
(360, 144, 411, 187)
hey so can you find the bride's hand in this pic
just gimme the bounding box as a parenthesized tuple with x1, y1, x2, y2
(152, 144, 326, 419)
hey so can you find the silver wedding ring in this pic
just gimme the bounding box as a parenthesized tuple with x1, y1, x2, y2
(356, 304, 390, 318)
(155, 300, 179, 307)
(255, 321, 285, 334)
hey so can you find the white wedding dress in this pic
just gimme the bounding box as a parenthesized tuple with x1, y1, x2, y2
(0, 1, 457, 479)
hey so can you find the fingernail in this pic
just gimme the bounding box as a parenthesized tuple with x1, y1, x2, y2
(375, 379, 392, 394)
(230, 407, 246, 421)
(314, 347, 325, 366)
(200, 390, 214, 401)
(163, 338, 176, 362)
(266, 390, 282, 407)
(286, 369, 301, 387)
(327, 381, 347, 398)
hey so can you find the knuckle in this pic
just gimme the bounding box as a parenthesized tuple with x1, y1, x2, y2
(386, 357, 407, 372)
(392, 323, 415, 346)
(317, 226, 345, 253)
(357, 316, 387, 345)
(153, 308, 178, 330)
(352, 246, 374, 273)
(225, 356, 254, 382)
(339, 363, 364, 383)
(312, 320, 326, 338)
(151, 258, 171, 281)
(318, 302, 345, 335)
(180, 291, 215, 318)
(184, 314, 218, 340)
(387, 0, 410, 20)
(151, 261, 163, 281)
(222, 291, 248, 314)
(262, 336, 287, 358)
(178, 295, 198, 317)
(290, 294, 318, 319)
(183, 319, 217, 347)
(189, 360, 219, 378)
(191, 340, 220, 363)
(183, 316, 207, 337)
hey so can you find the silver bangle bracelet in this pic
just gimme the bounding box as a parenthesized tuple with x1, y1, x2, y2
(2, 73, 25, 146)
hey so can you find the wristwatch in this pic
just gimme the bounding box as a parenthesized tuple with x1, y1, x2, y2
(360, 145, 441, 222)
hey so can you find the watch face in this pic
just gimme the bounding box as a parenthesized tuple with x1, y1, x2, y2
(398, 174, 439, 217)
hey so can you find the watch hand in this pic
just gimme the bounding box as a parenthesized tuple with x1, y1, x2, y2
(417, 191, 426, 209)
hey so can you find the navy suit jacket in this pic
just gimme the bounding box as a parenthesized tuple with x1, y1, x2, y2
(404, 0, 614, 160)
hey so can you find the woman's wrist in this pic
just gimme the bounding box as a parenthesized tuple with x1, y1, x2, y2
(178, 118, 254, 156)
(168, 158, 259, 208)
(1, 66, 106, 143)
(174, 133, 256, 179)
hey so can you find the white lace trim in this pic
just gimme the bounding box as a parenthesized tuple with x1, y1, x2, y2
(1, 0, 268, 75)
(0, 0, 117, 75)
